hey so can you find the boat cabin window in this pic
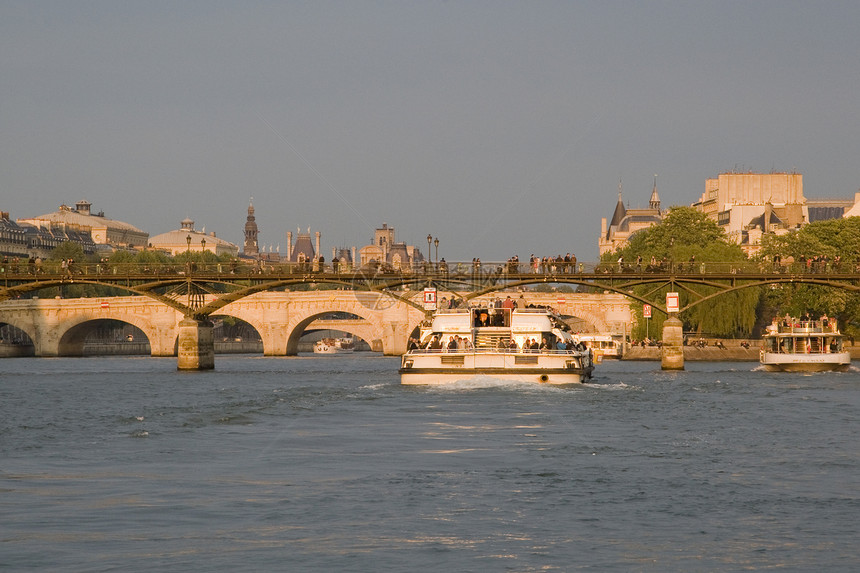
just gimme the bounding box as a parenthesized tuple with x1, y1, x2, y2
(472, 307, 511, 327)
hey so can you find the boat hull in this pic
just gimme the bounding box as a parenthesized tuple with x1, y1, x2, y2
(399, 350, 593, 385)
(400, 368, 589, 385)
(760, 351, 851, 372)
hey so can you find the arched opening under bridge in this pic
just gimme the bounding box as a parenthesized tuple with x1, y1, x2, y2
(0, 322, 35, 357)
(209, 315, 263, 355)
(58, 319, 150, 356)
(288, 311, 380, 355)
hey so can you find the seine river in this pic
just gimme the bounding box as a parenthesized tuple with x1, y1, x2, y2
(2, 355, 858, 572)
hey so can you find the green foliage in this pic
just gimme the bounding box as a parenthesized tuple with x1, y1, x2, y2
(605, 206, 760, 338)
(49, 241, 88, 262)
(759, 217, 860, 328)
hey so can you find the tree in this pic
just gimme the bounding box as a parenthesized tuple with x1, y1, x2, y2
(759, 217, 860, 331)
(49, 241, 87, 262)
(604, 206, 761, 338)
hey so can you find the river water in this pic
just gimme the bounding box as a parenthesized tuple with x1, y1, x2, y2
(2, 355, 858, 572)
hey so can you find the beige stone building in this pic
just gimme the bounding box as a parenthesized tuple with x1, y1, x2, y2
(358, 223, 424, 268)
(691, 172, 807, 255)
(149, 218, 239, 257)
(18, 200, 149, 249)
(599, 180, 663, 255)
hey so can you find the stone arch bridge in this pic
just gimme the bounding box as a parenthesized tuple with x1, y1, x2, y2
(0, 290, 632, 358)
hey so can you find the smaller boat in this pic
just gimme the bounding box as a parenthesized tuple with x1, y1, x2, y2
(313, 337, 356, 354)
(760, 316, 850, 372)
(574, 334, 623, 361)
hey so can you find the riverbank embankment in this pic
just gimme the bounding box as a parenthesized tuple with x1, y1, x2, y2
(623, 344, 860, 361)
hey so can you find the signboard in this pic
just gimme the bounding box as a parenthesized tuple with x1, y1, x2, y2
(556, 297, 565, 305)
(423, 288, 437, 311)
(643, 304, 651, 318)
(666, 292, 680, 314)
(100, 301, 110, 309)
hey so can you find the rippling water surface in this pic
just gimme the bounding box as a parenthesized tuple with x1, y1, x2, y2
(2, 355, 859, 571)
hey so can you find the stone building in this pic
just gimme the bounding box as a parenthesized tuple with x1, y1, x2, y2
(286, 229, 319, 263)
(2, 209, 98, 259)
(242, 200, 259, 257)
(599, 180, 663, 255)
(358, 223, 424, 268)
(691, 172, 807, 255)
(18, 200, 148, 250)
(149, 218, 239, 257)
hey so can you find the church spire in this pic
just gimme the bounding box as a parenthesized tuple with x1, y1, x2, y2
(649, 174, 661, 210)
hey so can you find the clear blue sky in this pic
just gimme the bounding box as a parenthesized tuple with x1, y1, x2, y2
(2, 1, 859, 261)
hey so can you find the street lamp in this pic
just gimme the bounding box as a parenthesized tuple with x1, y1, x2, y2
(201, 238, 206, 270)
(434, 237, 439, 263)
(186, 234, 191, 253)
(427, 234, 432, 262)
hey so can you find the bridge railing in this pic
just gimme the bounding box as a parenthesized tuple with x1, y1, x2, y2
(0, 259, 857, 279)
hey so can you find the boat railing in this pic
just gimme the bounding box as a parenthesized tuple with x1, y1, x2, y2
(773, 320, 838, 334)
(408, 348, 583, 355)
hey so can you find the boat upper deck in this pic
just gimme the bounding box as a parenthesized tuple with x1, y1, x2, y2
(765, 318, 839, 336)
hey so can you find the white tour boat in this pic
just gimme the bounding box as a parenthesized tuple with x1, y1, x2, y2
(760, 317, 850, 372)
(400, 307, 594, 385)
(574, 333, 623, 361)
(313, 337, 356, 354)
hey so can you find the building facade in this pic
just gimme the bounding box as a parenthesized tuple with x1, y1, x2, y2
(149, 218, 239, 257)
(599, 180, 663, 255)
(691, 172, 807, 255)
(358, 223, 424, 268)
(18, 200, 149, 250)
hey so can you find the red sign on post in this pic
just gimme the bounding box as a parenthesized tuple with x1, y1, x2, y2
(643, 304, 651, 318)
(666, 292, 680, 313)
(423, 288, 437, 311)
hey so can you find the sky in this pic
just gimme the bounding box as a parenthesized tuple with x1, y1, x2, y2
(2, 1, 859, 261)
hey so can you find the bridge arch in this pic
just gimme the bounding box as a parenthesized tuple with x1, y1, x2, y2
(301, 319, 379, 352)
(56, 318, 149, 356)
(286, 307, 386, 355)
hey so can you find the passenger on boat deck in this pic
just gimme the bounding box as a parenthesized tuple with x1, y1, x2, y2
(427, 335, 442, 350)
(478, 312, 490, 327)
(531, 339, 540, 351)
(447, 337, 458, 351)
(540, 338, 550, 350)
(497, 339, 507, 350)
(556, 339, 567, 350)
(508, 339, 518, 350)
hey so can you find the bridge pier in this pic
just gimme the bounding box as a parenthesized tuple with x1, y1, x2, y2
(661, 316, 684, 370)
(177, 318, 215, 370)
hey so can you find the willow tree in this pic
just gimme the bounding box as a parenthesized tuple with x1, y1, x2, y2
(604, 206, 761, 339)
(759, 216, 860, 335)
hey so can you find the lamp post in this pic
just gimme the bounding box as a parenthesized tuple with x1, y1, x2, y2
(201, 238, 206, 271)
(434, 237, 439, 264)
(426, 234, 432, 263)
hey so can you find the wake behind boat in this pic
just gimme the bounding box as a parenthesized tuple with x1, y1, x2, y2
(760, 316, 850, 372)
(400, 306, 594, 385)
